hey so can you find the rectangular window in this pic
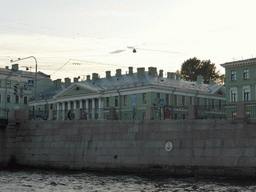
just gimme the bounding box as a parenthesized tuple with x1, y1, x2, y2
(231, 88, 237, 102)
(212, 99, 215, 108)
(197, 98, 200, 106)
(204, 98, 207, 106)
(106, 97, 110, 107)
(50, 104, 53, 109)
(142, 93, 146, 104)
(219, 100, 222, 109)
(6, 81, 11, 88)
(182, 96, 185, 106)
(15, 95, 19, 103)
(243, 69, 249, 80)
(189, 97, 193, 105)
(24, 83, 28, 90)
(115, 96, 118, 107)
(24, 96, 28, 104)
(0, 95, 1, 102)
(157, 93, 160, 99)
(231, 71, 236, 81)
(243, 86, 250, 101)
(166, 94, 169, 105)
(7, 95, 11, 103)
(124, 95, 127, 106)
(174, 95, 177, 106)
(0, 80, 2, 87)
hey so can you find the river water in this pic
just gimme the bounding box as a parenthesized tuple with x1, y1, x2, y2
(1, 168, 256, 191)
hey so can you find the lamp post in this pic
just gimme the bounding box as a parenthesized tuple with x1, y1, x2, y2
(11, 56, 37, 118)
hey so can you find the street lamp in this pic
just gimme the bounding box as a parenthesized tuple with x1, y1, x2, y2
(11, 56, 37, 118)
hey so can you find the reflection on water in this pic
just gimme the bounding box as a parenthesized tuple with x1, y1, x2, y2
(1, 168, 256, 191)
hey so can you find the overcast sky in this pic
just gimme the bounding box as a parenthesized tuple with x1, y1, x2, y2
(1, 0, 256, 80)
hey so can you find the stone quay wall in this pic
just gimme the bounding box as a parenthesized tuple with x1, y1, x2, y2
(2, 116, 256, 177)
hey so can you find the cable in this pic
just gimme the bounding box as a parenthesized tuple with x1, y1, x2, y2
(50, 59, 127, 75)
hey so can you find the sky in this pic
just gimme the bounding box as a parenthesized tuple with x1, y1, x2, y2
(0, 0, 256, 81)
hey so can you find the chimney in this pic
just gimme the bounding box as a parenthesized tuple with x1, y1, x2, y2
(87, 75, 90, 81)
(106, 71, 111, 78)
(65, 78, 71, 88)
(116, 69, 121, 76)
(74, 77, 79, 83)
(197, 75, 204, 84)
(137, 67, 145, 78)
(167, 72, 175, 79)
(176, 74, 181, 80)
(12, 64, 19, 71)
(54, 79, 62, 89)
(92, 73, 99, 81)
(209, 79, 214, 85)
(159, 70, 163, 77)
(148, 67, 157, 76)
(129, 67, 133, 74)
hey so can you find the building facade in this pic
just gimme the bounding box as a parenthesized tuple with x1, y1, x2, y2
(0, 64, 53, 118)
(29, 67, 226, 120)
(221, 58, 256, 118)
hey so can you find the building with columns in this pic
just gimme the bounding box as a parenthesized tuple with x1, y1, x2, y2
(28, 66, 226, 120)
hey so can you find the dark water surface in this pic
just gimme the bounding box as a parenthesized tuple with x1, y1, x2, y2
(1, 168, 256, 191)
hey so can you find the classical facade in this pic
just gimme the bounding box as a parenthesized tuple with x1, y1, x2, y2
(221, 57, 256, 118)
(28, 67, 226, 120)
(0, 64, 53, 118)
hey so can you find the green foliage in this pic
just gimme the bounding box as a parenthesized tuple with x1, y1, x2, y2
(180, 57, 224, 84)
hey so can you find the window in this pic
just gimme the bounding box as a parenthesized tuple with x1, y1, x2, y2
(197, 98, 200, 106)
(204, 98, 207, 106)
(212, 99, 215, 108)
(243, 86, 250, 101)
(157, 93, 160, 99)
(189, 97, 193, 105)
(0, 95, 1, 102)
(142, 93, 146, 104)
(24, 96, 28, 104)
(219, 100, 222, 109)
(166, 94, 169, 105)
(15, 95, 19, 103)
(50, 104, 53, 109)
(0, 80, 2, 87)
(106, 97, 110, 107)
(231, 71, 236, 81)
(124, 95, 127, 106)
(174, 95, 177, 106)
(6, 81, 11, 88)
(230, 88, 237, 102)
(182, 96, 185, 106)
(243, 69, 249, 80)
(7, 95, 11, 103)
(24, 83, 28, 90)
(115, 96, 118, 107)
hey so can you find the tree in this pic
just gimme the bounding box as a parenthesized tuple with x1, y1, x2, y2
(180, 57, 223, 84)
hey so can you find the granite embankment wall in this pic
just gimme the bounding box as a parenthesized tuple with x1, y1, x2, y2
(2, 118, 256, 176)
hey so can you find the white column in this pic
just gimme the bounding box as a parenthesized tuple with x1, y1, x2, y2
(57, 102, 60, 120)
(99, 98, 102, 120)
(79, 100, 83, 109)
(92, 98, 95, 120)
(73, 101, 77, 110)
(86, 99, 89, 112)
(62, 102, 65, 120)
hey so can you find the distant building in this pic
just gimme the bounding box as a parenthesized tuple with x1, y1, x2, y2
(29, 67, 226, 120)
(221, 58, 256, 118)
(0, 64, 53, 118)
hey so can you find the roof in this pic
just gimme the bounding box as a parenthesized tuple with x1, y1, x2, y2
(220, 57, 256, 68)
